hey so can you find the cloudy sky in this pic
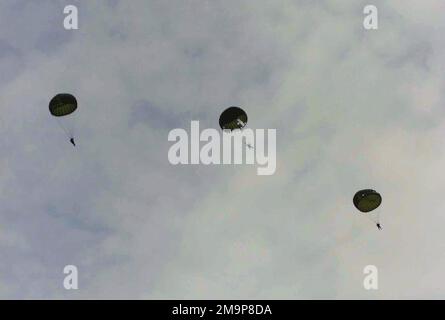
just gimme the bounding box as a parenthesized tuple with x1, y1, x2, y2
(1, 0, 445, 299)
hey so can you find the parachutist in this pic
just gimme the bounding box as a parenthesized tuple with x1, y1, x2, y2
(353, 189, 382, 229)
(49, 93, 78, 146)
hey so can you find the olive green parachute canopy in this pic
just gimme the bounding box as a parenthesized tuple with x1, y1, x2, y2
(49, 93, 77, 117)
(219, 106, 248, 131)
(353, 189, 382, 213)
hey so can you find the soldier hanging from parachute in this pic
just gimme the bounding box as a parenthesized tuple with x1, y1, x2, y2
(49, 93, 78, 147)
(219, 106, 253, 149)
(353, 189, 383, 230)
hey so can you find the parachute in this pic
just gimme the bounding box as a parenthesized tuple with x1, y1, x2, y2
(49, 93, 77, 117)
(219, 106, 253, 149)
(49, 93, 77, 146)
(219, 106, 248, 131)
(353, 189, 382, 228)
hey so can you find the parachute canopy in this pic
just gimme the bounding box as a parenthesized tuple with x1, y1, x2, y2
(49, 93, 77, 117)
(353, 189, 382, 213)
(219, 106, 248, 131)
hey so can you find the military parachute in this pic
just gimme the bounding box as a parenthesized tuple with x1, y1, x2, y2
(219, 106, 248, 131)
(219, 106, 253, 149)
(353, 189, 382, 230)
(49, 93, 77, 146)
